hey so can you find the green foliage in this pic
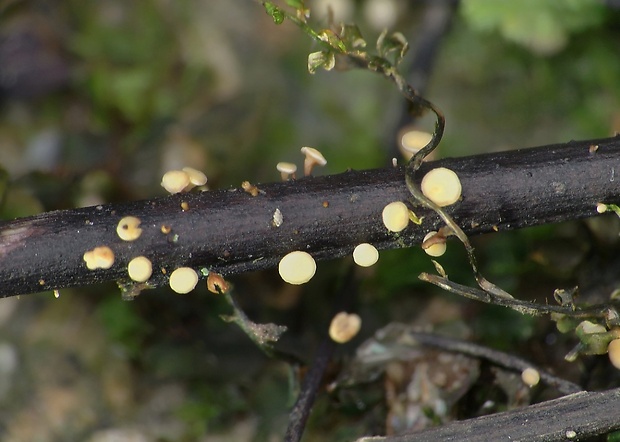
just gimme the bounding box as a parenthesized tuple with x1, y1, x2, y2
(461, 0, 606, 55)
(96, 297, 152, 357)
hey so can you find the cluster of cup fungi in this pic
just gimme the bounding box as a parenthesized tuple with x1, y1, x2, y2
(80, 142, 620, 368)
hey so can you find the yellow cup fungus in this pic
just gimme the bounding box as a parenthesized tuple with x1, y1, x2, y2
(161, 170, 190, 194)
(182, 167, 207, 187)
(399, 129, 432, 160)
(83, 246, 115, 270)
(276, 162, 297, 181)
(127, 256, 153, 282)
(278, 251, 316, 285)
(422, 231, 447, 257)
(608, 338, 620, 370)
(382, 201, 409, 232)
(421, 167, 462, 207)
(521, 367, 540, 387)
(169, 267, 199, 294)
(329, 312, 362, 344)
(353, 243, 379, 267)
(300, 146, 327, 176)
(116, 216, 142, 241)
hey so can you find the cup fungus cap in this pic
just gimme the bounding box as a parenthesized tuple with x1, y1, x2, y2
(521, 367, 540, 387)
(161, 170, 190, 194)
(169, 267, 199, 294)
(422, 231, 447, 257)
(278, 251, 316, 285)
(182, 167, 207, 187)
(276, 162, 297, 181)
(353, 243, 379, 267)
(329, 312, 362, 344)
(127, 256, 153, 282)
(608, 338, 620, 369)
(421, 167, 462, 207)
(116, 216, 142, 241)
(83, 246, 115, 270)
(399, 129, 432, 160)
(382, 201, 409, 232)
(300, 146, 327, 176)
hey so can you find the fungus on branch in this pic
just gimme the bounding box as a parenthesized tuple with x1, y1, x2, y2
(353, 243, 379, 267)
(300, 146, 327, 176)
(169, 267, 198, 294)
(421, 167, 462, 207)
(278, 251, 316, 285)
(127, 256, 152, 282)
(382, 201, 410, 233)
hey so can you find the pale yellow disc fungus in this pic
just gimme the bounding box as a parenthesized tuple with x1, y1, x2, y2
(399, 129, 432, 160)
(608, 338, 620, 369)
(116, 216, 142, 241)
(276, 162, 297, 181)
(382, 201, 409, 232)
(329, 312, 362, 344)
(169, 267, 199, 294)
(422, 231, 447, 257)
(182, 167, 207, 187)
(353, 243, 379, 267)
(521, 367, 540, 387)
(596, 203, 607, 214)
(278, 251, 316, 285)
(127, 256, 153, 282)
(161, 170, 190, 194)
(421, 167, 462, 207)
(300, 146, 327, 176)
(83, 246, 115, 270)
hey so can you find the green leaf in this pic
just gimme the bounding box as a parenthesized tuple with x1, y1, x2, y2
(318, 29, 347, 52)
(339, 24, 367, 51)
(285, 0, 304, 8)
(308, 50, 335, 74)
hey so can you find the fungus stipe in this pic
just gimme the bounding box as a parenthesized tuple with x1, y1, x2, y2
(116, 216, 142, 241)
(353, 243, 379, 267)
(382, 201, 409, 233)
(421, 167, 462, 207)
(278, 251, 316, 285)
(169, 267, 199, 294)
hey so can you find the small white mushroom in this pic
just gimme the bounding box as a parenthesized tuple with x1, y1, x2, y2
(276, 162, 297, 181)
(382, 201, 409, 233)
(353, 243, 379, 267)
(596, 203, 607, 214)
(127, 256, 153, 282)
(116, 216, 142, 241)
(399, 129, 432, 160)
(169, 267, 199, 294)
(422, 231, 446, 257)
(161, 170, 190, 194)
(608, 338, 620, 369)
(182, 167, 208, 188)
(521, 367, 540, 387)
(83, 246, 115, 270)
(278, 251, 316, 285)
(421, 167, 462, 207)
(329, 312, 362, 344)
(300, 146, 327, 176)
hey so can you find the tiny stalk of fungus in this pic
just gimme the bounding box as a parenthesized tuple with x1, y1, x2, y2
(276, 162, 297, 181)
(300, 146, 327, 176)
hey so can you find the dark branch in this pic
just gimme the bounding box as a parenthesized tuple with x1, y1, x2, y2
(357, 387, 620, 442)
(1, 136, 619, 298)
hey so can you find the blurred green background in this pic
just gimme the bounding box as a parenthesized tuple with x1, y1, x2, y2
(1, 0, 620, 440)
